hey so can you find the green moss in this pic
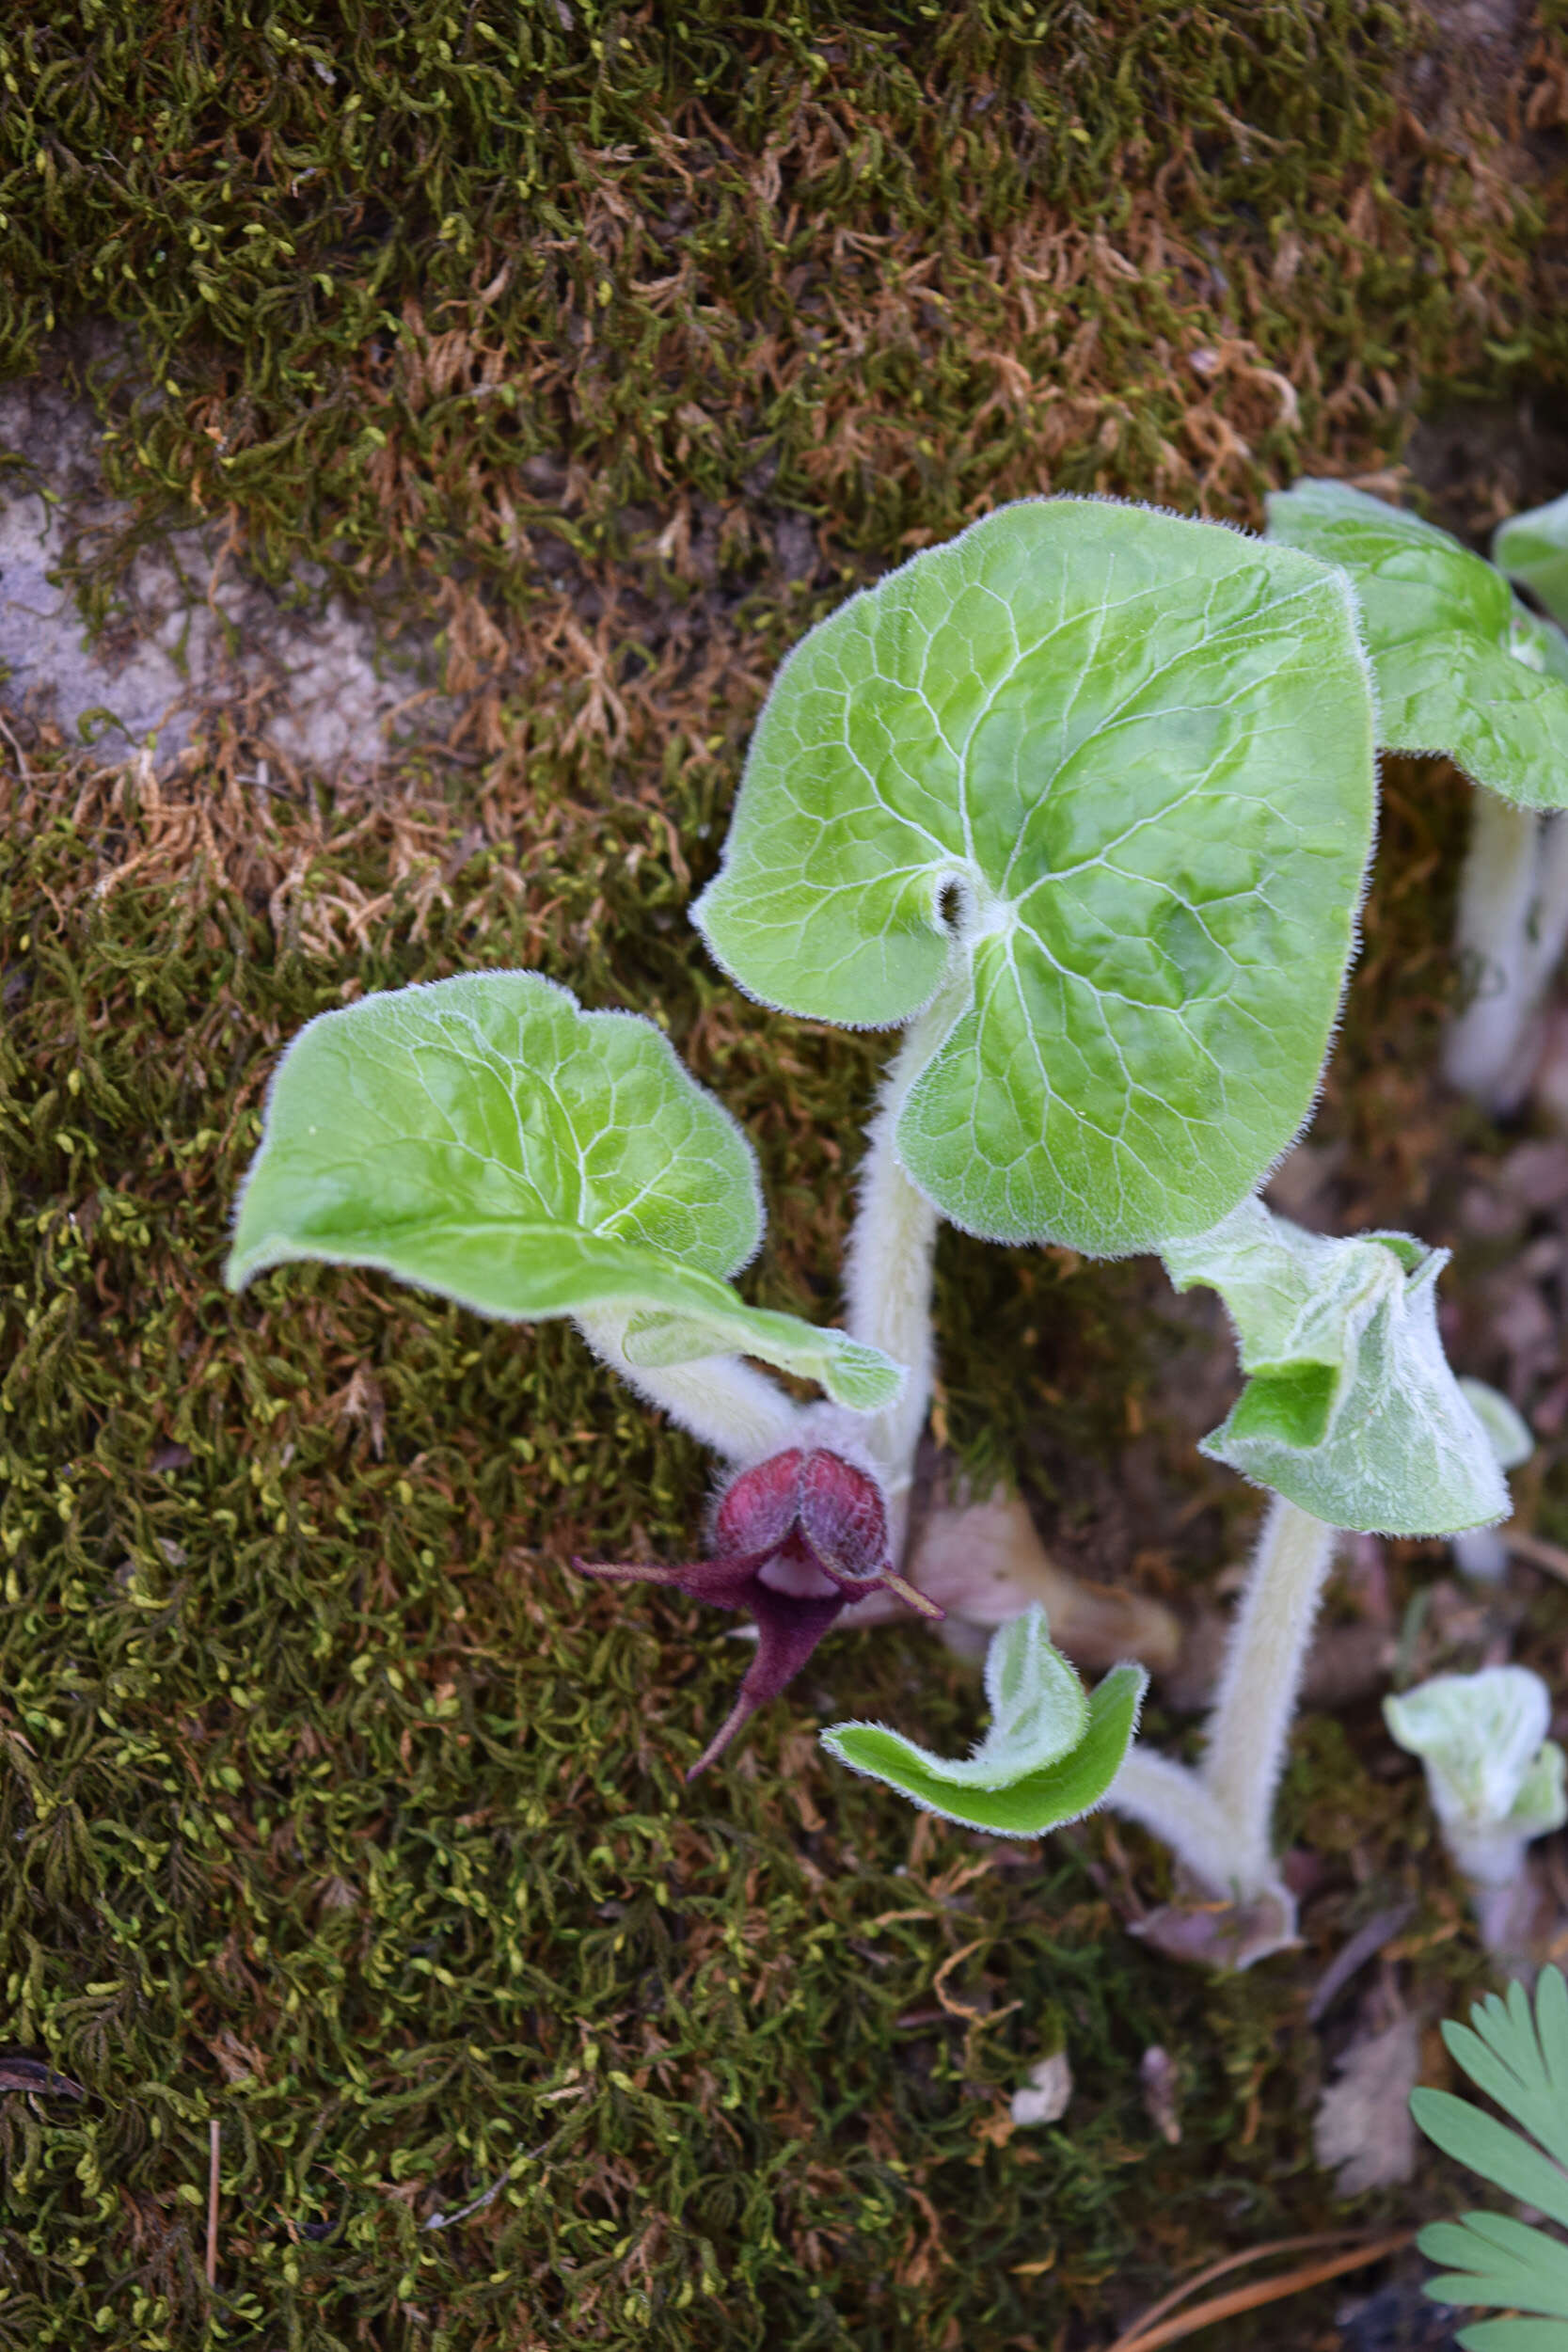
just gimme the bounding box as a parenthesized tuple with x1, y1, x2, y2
(3, 0, 1563, 605)
(0, 703, 1362, 2351)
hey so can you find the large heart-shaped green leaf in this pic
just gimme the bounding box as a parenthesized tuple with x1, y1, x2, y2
(1164, 1199, 1507, 1534)
(694, 498, 1375, 1253)
(820, 1603, 1146, 1835)
(1267, 479, 1568, 811)
(227, 972, 901, 1410)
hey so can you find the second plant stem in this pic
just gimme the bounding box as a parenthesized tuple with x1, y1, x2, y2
(1109, 1495, 1338, 1903)
(1444, 793, 1568, 1114)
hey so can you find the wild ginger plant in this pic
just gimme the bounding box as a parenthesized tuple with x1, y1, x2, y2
(1266, 480, 1568, 1114)
(1386, 1663, 1566, 1970)
(228, 498, 1516, 1915)
(227, 971, 929, 1769)
(829, 1197, 1510, 1953)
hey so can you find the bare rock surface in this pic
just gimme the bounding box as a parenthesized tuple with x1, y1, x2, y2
(0, 361, 450, 774)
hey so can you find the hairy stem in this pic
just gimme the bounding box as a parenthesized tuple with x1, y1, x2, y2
(1197, 1496, 1338, 1898)
(1107, 1746, 1250, 1899)
(813, 1009, 944, 1559)
(1444, 793, 1568, 1113)
(573, 1310, 804, 1467)
(1442, 1822, 1531, 1891)
(1525, 806, 1568, 1009)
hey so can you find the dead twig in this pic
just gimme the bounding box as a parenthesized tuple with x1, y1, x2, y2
(422, 2169, 511, 2231)
(1306, 1899, 1416, 2024)
(0, 710, 31, 782)
(206, 2118, 220, 2289)
(1103, 2229, 1414, 2352)
(1503, 1526, 1568, 1584)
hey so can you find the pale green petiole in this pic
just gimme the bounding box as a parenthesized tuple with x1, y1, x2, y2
(1104, 1497, 1336, 1919)
(572, 1307, 808, 1468)
(808, 1009, 946, 1558)
(1443, 767, 1568, 1116)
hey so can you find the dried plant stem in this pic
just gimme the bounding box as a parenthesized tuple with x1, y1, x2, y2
(206, 2118, 220, 2289)
(1503, 1524, 1568, 1583)
(1105, 2229, 1414, 2352)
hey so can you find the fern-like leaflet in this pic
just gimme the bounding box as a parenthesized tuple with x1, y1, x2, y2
(1411, 1963, 1568, 2349)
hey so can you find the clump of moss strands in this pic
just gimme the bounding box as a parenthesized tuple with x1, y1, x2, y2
(3, 5, 1568, 2349)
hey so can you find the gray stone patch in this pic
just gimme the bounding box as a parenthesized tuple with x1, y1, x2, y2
(0, 368, 449, 775)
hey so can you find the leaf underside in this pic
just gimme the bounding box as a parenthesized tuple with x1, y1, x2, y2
(227, 972, 901, 1409)
(1268, 478, 1568, 812)
(822, 1607, 1145, 1835)
(696, 497, 1375, 1255)
(1164, 1199, 1507, 1534)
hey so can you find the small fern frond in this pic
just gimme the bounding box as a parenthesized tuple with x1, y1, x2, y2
(1412, 1966, 1568, 2349)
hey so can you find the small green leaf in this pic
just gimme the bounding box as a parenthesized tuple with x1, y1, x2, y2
(1164, 1199, 1506, 1534)
(1450, 2325, 1568, 2352)
(1267, 478, 1568, 811)
(820, 1603, 1146, 1835)
(1412, 1971, 1568, 2345)
(1496, 492, 1568, 633)
(620, 1305, 900, 1414)
(695, 498, 1375, 1254)
(1510, 1741, 1568, 1841)
(1443, 1968, 1568, 2177)
(227, 972, 901, 1409)
(1412, 2089, 1568, 2234)
(1418, 2211, 1568, 2321)
(1385, 1667, 1561, 1838)
(1458, 1377, 1534, 1471)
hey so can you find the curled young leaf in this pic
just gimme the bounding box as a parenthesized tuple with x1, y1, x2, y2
(694, 498, 1375, 1255)
(819, 1602, 1146, 1835)
(1385, 1666, 1566, 1844)
(617, 1304, 897, 1415)
(227, 972, 901, 1410)
(1458, 1377, 1535, 1473)
(1267, 478, 1568, 811)
(1496, 491, 1568, 634)
(1164, 1199, 1508, 1534)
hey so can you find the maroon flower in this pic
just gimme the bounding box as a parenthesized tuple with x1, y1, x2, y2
(573, 1447, 942, 1776)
